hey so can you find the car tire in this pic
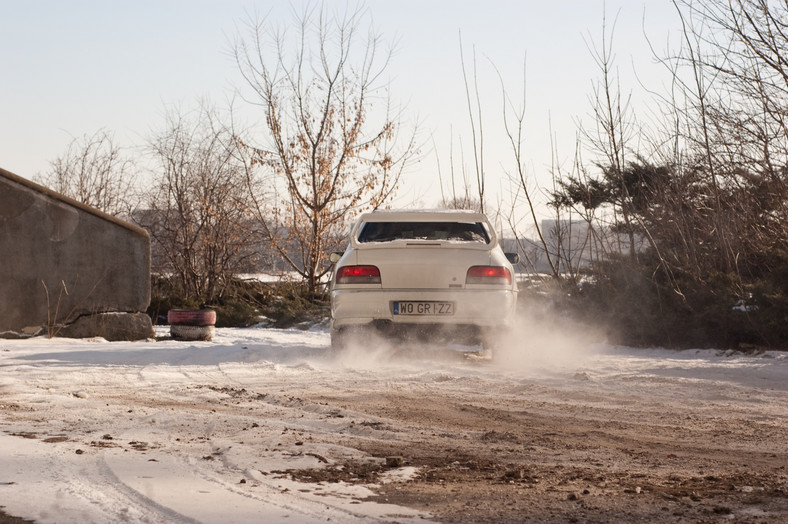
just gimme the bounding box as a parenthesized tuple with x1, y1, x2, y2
(480, 328, 502, 360)
(167, 309, 216, 326)
(331, 326, 372, 351)
(479, 341, 494, 360)
(171, 324, 215, 341)
(330, 327, 347, 350)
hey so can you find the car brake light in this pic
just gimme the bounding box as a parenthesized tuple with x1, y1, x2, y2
(466, 266, 512, 285)
(336, 265, 381, 284)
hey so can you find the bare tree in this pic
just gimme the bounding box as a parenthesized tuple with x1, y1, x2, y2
(436, 129, 484, 212)
(41, 129, 136, 216)
(141, 104, 257, 303)
(673, 0, 788, 261)
(233, 5, 417, 294)
(581, 9, 640, 262)
(628, 0, 788, 289)
(490, 56, 562, 278)
(458, 34, 487, 213)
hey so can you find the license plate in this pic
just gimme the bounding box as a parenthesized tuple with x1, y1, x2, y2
(393, 301, 454, 316)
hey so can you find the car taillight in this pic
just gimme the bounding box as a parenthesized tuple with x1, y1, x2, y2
(466, 266, 512, 285)
(336, 265, 381, 284)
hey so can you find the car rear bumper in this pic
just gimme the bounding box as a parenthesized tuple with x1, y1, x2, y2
(330, 288, 517, 330)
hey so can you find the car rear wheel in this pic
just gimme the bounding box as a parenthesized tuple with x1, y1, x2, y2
(480, 327, 510, 360)
(330, 326, 376, 351)
(480, 338, 494, 360)
(330, 327, 346, 350)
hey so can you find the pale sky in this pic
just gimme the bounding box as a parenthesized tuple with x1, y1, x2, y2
(1, 1, 681, 219)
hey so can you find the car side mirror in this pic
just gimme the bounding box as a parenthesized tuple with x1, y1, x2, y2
(329, 252, 344, 264)
(505, 252, 520, 265)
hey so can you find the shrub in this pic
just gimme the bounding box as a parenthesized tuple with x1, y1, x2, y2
(147, 275, 329, 329)
(253, 281, 329, 329)
(522, 254, 788, 350)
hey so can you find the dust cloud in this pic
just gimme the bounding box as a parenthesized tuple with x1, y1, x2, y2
(492, 307, 608, 375)
(326, 307, 606, 378)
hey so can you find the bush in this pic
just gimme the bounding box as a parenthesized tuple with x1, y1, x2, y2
(210, 299, 262, 328)
(147, 275, 329, 329)
(253, 281, 329, 329)
(747, 250, 788, 347)
(147, 275, 201, 325)
(523, 254, 788, 350)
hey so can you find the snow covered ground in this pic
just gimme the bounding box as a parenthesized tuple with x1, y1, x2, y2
(1, 324, 787, 523)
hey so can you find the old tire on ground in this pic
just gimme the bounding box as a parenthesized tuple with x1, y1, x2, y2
(170, 324, 215, 341)
(167, 309, 216, 326)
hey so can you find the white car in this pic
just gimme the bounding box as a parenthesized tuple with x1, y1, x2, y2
(329, 210, 518, 354)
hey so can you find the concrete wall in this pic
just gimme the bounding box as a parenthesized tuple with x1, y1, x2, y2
(0, 167, 152, 339)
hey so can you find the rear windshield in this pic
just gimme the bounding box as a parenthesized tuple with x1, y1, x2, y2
(357, 221, 490, 243)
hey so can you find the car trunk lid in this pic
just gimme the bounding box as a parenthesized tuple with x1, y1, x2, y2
(355, 243, 492, 289)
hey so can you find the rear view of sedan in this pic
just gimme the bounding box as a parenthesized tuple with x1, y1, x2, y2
(329, 210, 518, 354)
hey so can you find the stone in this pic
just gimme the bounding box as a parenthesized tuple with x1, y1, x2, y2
(57, 312, 154, 341)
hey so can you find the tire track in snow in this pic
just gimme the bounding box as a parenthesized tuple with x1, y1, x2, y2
(0, 434, 189, 524)
(102, 445, 426, 523)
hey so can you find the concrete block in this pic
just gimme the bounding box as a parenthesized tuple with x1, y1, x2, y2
(0, 167, 152, 340)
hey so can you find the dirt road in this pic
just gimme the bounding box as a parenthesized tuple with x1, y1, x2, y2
(1, 328, 787, 522)
(300, 373, 788, 522)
